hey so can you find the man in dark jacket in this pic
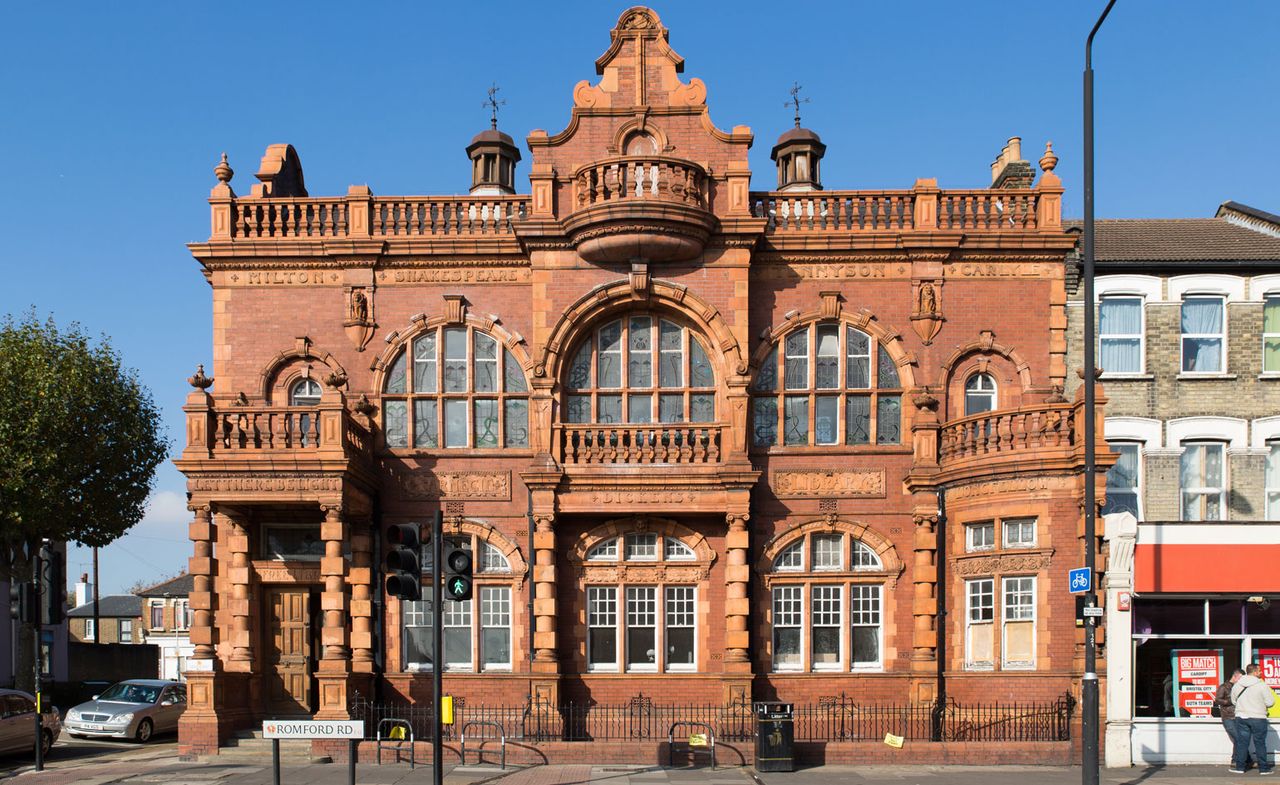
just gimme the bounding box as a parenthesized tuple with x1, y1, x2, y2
(1217, 669, 1250, 770)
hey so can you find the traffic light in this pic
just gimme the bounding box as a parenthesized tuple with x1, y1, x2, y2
(9, 582, 36, 624)
(39, 546, 64, 626)
(443, 546, 473, 602)
(385, 524, 422, 601)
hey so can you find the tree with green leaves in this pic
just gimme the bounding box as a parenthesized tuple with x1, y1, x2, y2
(0, 312, 169, 690)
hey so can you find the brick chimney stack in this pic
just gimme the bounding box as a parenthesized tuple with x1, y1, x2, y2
(990, 136, 1035, 189)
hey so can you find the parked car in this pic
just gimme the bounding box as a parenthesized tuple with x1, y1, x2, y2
(0, 689, 60, 758)
(63, 680, 185, 742)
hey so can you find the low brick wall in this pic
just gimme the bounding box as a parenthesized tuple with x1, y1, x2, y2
(314, 738, 1076, 767)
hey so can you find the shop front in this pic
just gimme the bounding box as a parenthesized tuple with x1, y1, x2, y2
(1105, 517, 1280, 766)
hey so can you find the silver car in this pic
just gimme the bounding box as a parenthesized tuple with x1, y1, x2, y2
(64, 680, 185, 742)
(0, 689, 61, 758)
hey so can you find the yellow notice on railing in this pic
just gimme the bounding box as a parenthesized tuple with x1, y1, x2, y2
(441, 696, 454, 725)
(883, 733, 904, 749)
(689, 733, 708, 747)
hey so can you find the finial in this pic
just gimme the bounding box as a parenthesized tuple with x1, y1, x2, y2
(1039, 141, 1058, 173)
(484, 83, 506, 130)
(785, 82, 810, 128)
(187, 364, 214, 390)
(214, 153, 233, 184)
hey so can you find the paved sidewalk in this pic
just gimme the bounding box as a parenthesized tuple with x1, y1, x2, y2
(3, 760, 1273, 785)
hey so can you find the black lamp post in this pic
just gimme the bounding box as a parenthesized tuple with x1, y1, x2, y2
(1083, 2, 1117, 784)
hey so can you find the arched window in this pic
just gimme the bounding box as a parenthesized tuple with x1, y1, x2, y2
(289, 378, 322, 406)
(563, 316, 716, 425)
(964, 373, 997, 416)
(288, 379, 323, 446)
(768, 530, 886, 672)
(382, 326, 529, 449)
(581, 531, 704, 673)
(752, 324, 902, 447)
(624, 132, 658, 156)
(402, 529, 519, 673)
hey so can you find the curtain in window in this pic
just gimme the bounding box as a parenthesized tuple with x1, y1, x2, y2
(1181, 299, 1223, 372)
(1266, 300, 1280, 373)
(1099, 299, 1142, 373)
(1268, 445, 1280, 521)
(1103, 442, 1140, 517)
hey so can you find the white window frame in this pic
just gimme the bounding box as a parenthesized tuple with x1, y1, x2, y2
(147, 600, 164, 630)
(441, 598, 473, 671)
(1000, 576, 1037, 670)
(964, 578, 994, 670)
(1180, 295, 1226, 374)
(173, 599, 190, 630)
(1098, 295, 1145, 375)
(479, 542, 511, 573)
(624, 586, 658, 672)
(625, 533, 658, 562)
(1002, 518, 1037, 549)
(773, 541, 804, 571)
(663, 586, 697, 672)
(809, 585, 844, 671)
(1103, 440, 1143, 519)
(964, 373, 997, 416)
(587, 586, 619, 672)
(119, 618, 134, 644)
(478, 586, 511, 672)
(401, 599, 433, 671)
(771, 585, 804, 672)
(1265, 296, 1280, 374)
(965, 522, 996, 552)
(84, 618, 95, 641)
(587, 538, 619, 562)
(1180, 440, 1227, 521)
(852, 541, 882, 571)
(849, 584, 883, 671)
(664, 538, 695, 561)
(1268, 442, 1280, 521)
(811, 534, 843, 571)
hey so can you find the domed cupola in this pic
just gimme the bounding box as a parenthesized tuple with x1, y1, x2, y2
(770, 82, 825, 192)
(466, 84, 521, 195)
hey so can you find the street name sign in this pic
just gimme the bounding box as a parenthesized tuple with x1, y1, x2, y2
(262, 719, 364, 739)
(1068, 567, 1092, 594)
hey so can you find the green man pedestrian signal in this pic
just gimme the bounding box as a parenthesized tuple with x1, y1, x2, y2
(444, 547, 473, 602)
(385, 524, 422, 601)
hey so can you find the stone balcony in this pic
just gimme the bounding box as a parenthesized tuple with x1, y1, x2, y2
(561, 155, 716, 263)
(554, 422, 725, 466)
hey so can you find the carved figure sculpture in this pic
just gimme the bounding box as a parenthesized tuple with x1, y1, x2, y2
(351, 289, 369, 323)
(920, 282, 937, 315)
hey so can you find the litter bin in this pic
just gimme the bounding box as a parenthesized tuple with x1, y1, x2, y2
(754, 702, 794, 772)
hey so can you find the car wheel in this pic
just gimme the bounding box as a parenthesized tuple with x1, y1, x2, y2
(40, 730, 53, 757)
(134, 719, 153, 743)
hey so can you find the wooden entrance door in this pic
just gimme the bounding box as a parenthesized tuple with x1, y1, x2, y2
(265, 587, 314, 715)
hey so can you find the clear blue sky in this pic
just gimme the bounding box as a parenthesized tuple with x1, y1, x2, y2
(1, 1, 1276, 594)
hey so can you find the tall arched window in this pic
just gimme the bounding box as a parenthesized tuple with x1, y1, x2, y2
(964, 373, 997, 416)
(563, 316, 716, 424)
(289, 378, 322, 446)
(382, 326, 529, 449)
(767, 530, 887, 672)
(752, 324, 902, 447)
(289, 378, 322, 406)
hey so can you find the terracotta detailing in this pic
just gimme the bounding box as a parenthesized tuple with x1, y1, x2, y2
(188, 506, 217, 660)
(349, 523, 375, 669)
(226, 512, 253, 668)
(320, 505, 350, 662)
(912, 511, 939, 669)
(723, 513, 750, 666)
(533, 513, 558, 668)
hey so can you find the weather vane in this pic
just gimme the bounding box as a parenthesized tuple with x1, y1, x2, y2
(484, 82, 506, 129)
(785, 82, 810, 128)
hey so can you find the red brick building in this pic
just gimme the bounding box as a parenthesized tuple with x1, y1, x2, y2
(175, 7, 1105, 759)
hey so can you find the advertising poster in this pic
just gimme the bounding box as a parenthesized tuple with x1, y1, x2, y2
(1170, 649, 1222, 718)
(1253, 648, 1280, 718)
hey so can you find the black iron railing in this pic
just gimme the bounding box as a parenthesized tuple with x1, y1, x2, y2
(349, 692, 1075, 744)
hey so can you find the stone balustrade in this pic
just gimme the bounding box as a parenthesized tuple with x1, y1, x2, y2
(556, 422, 723, 466)
(217, 194, 530, 240)
(572, 155, 706, 209)
(191, 401, 372, 460)
(751, 187, 1052, 234)
(939, 402, 1076, 464)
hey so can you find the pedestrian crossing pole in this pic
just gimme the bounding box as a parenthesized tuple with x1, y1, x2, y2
(432, 508, 443, 785)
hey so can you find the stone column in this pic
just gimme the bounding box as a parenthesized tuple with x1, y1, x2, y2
(531, 514, 558, 667)
(911, 511, 940, 676)
(188, 506, 218, 660)
(225, 512, 253, 668)
(349, 523, 375, 670)
(320, 505, 350, 661)
(1103, 512, 1138, 768)
(723, 513, 751, 666)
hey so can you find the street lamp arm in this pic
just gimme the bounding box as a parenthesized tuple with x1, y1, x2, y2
(1086, 0, 1118, 70)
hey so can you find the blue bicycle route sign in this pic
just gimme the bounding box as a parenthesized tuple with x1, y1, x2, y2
(1068, 567, 1092, 594)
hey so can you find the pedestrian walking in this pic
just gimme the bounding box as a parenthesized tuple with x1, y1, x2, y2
(1230, 663, 1276, 774)
(1217, 669, 1251, 770)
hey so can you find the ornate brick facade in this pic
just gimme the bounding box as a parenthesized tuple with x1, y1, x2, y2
(175, 7, 1107, 758)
